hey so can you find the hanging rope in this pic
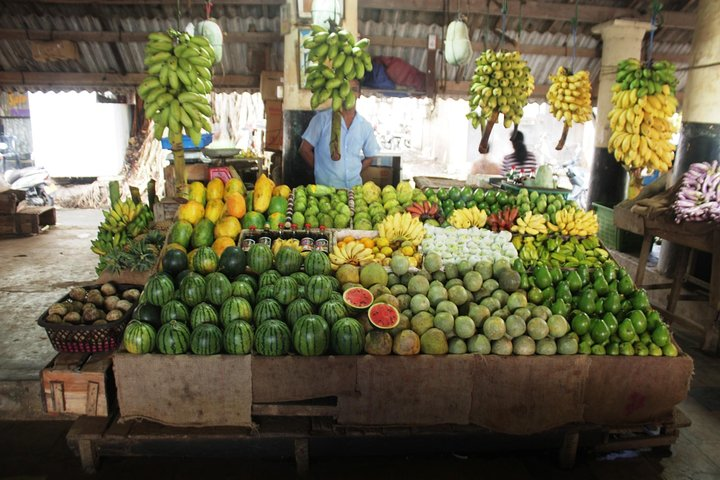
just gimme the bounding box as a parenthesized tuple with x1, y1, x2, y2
(516, 0, 523, 48)
(646, 0, 663, 67)
(500, 0, 508, 49)
(570, 0, 579, 73)
(482, 0, 490, 50)
(176, 0, 182, 31)
(204, 0, 214, 20)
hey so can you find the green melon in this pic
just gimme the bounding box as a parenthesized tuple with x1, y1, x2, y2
(254, 319, 291, 356)
(330, 317, 364, 355)
(123, 320, 156, 354)
(275, 247, 303, 275)
(190, 323, 223, 355)
(223, 320, 254, 355)
(220, 297, 253, 327)
(292, 314, 330, 356)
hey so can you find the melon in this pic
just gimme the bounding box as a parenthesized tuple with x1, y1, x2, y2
(420, 328, 448, 354)
(392, 329, 420, 355)
(342, 286, 374, 313)
(364, 330, 393, 355)
(359, 263, 388, 288)
(367, 303, 400, 330)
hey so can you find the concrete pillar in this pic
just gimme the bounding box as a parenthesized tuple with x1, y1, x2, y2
(587, 20, 653, 208)
(658, 0, 720, 275)
(281, 0, 358, 187)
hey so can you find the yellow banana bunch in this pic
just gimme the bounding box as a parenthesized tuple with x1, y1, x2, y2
(329, 240, 375, 270)
(93, 198, 153, 256)
(448, 206, 487, 229)
(606, 59, 679, 172)
(547, 207, 598, 237)
(377, 212, 425, 247)
(272, 237, 301, 255)
(512, 211, 548, 235)
(546, 67, 592, 149)
(138, 29, 215, 146)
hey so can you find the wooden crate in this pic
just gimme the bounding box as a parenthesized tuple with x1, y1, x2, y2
(0, 206, 56, 235)
(41, 352, 114, 417)
(0, 190, 24, 214)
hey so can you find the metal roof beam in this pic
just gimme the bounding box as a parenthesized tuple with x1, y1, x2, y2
(0, 71, 258, 89)
(0, 28, 281, 43)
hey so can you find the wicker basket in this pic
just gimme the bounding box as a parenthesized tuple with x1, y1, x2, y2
(37, 284, 139, 353)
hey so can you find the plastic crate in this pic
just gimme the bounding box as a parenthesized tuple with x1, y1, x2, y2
(593, 203, 644, 252)
(160, 133, 213, 150)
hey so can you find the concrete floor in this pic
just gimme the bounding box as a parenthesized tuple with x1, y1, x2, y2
(0, 209, 719, 479)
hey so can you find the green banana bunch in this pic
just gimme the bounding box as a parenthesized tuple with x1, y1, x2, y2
(92, 198, 153, 256)
(137, 30, 215, 146)
(518, 234, 608, 268)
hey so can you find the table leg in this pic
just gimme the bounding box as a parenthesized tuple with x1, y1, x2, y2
(294, 438, 309, 478)
(667, 247, 690, 314)
(635, 235, 653, 287)
(558, 430, 579, 469)
(701, 310, 720, 355)
(77, 439, 98, 474)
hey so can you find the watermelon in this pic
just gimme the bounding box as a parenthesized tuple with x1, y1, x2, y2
(157, 320, 191, 354)
(162, 249, 188, 277)
(235, 274, 258, 291)
(286, 298, 315, 328)
(304, 250, 331, 276)
(259, 269, 281, 289)
(160, 300, 190, 325)
(367, 303, 400, 330)
(255, 285, 276, 303)
(133, 303, 161, 329)
(343, 286, 374, 313)
(267, 196, 289, 216)
(318, 300, 348, 326)
(217, 246, 246, 279)
(329, 291, 344, 304)
(190, 323, 223, 355)
(190, 302, 220, 329)
(144, 273, 175, 307)
(205, 272, 232, 306)
(275, 247, 303, 275)
(220, 297, 253, 327)
(242, 211, 265, 230)
(192, 246, 218, 275)
(123, 320, 156, 354)
(247, 243, 273, 274)
(174, 269, 193, 288)
(290, 271, 309, 286)
(223, 320, 254, 355)
(231, 280, 256, 305)
(191, 218, 215, 248)
(253, 298, 283, 325)
(305, 275, 333, 305)
(167, 220, 193, 249)
(327, 275, 341, 292)
(292, 314, 329, 356)
(330, 317, 365, 355)
(274, 277, 299, 305)
(254, 319, 291, 356)
(179, 272, 207, 307)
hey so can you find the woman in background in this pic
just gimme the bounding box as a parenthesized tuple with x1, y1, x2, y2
(502, 131, 537, 174)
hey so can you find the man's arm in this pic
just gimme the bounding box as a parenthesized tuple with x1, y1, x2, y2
(361, 156, 374, 171)
(299, 139, 315, 169)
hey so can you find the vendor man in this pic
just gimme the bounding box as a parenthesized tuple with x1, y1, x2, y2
(299, 80, 381, 189)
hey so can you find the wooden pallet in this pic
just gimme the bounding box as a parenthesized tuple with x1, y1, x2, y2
(41, 352, 114, 417)
(0, 205, 56, 235)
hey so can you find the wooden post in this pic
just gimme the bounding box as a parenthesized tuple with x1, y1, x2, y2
(170, 132, 187, 198)
(426, 34, 437, 96)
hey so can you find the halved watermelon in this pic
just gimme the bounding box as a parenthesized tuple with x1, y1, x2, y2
(367, 303, 400, 330)
(342, 286, 374, 313)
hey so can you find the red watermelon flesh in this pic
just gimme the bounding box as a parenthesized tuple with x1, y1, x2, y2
(343, 287, 374, 312)
(368, 303, 400, 330)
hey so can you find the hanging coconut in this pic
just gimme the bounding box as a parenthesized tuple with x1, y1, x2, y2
(444, 19, 473, 66)
(196, 19, 223, 64)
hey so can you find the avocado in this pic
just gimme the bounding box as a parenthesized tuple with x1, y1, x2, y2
(555, 281, 573, 304)
(577, 290, 596, 315)
(603, 291, 622, 315)
(618, 275, 635, 296)
(566, 270, 583, 292)
(631, 289, 650, 311)
(590, 318, 611, 344)
(593, 274, 610, 297)
(533, 265, 553, 290)
(602, 312, 618, 334)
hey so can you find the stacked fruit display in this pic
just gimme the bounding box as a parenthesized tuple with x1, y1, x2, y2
(607, 59, 679, 172)
(330, 234, 423, 270)
(515, 235, 609, 269)
(44, 283, 140, 326)
(421, 225, 518, 266)
(352, 181, 426, 230)
(546, 66, 593, 150)
(467, 49, 534, 153)
(290, 184, 352, 229)
(512, 188, 575, 218)
(138, 30, 215, 144)
(302, 24, 372, 159)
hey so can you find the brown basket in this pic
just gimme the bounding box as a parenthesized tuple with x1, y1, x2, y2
(37, 284, 140, 353)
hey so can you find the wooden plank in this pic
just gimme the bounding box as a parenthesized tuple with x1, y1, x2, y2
(594, 433, 679, 452)
(0, 28, 281, 44)
(252, 404, 338, 417)
(10, 0, 284, 5)
(0, 72, 258, 89)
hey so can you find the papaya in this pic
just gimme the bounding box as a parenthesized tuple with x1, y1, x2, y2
(225, 193, 247, 219)
(242, 211, 265, 230)
(167, 220, 194, 249)
(253, 174, 275, 213)
(204, 199, 226, 223)
(224, 178, 246, 199)
(212, 236, 235, 258)
(188, 182, 207, 206)
(272, 184, 291, 199)
(267, 196, 288, 216)
(191, 218, 215, 248)
(206, 178, 225, 201)
(177, 200, 205, 226)
(214, 215, 241, 240)
(268, 212, 284, 230)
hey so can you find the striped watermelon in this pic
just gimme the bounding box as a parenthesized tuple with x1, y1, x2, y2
(318, 300, 348, 326)
(179, 272, 207, 307)
(286, 298, 314, 328)
(290, 271, 310, 286)
(223, 320, 254, 355)
(253, 298, 283, 325)
(330, 317, 365, 355)
(205, 272, 232, 306)
(236, 274, 258, 291)
(259, 269, 281, 289)
(292, 314, 329, 356)
(160, 300, 190, 325)
(190, 302, 220, 329)
(230, 280, 256, 306)
(220, 297, 253, 327)
(304, 250, 331, 276)
(327, 275, 340, 292)
(123, 320, 156, 354)
(157, 320, 191, 354)
(274, 277, 299, 305)
(305, 275, 333, 305)
(255, 285, 276, 303)
(275, 247, 303, 275)
(248, 243, 273, 274)
(192, 246, 219, 275)
(254, 319, 291, 356)
(190, 323, 223, 355)
(144, 273, 175, 307)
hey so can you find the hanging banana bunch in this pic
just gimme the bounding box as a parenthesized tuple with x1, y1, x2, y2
(607, 59, 679, 172)
(467, 49, 534, 153)
(302, 24, 373, 160)
(546, 67, 592, 150)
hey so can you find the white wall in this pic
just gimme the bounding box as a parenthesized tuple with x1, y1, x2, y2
(29, 92, 131, 178)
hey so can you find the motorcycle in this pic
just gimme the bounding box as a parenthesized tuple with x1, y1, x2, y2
(3, 166, 55, 206)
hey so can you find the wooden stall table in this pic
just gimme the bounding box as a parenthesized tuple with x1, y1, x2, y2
(614, 205, 720, 354)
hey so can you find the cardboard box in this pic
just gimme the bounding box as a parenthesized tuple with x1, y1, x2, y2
(163, 164, 209, 198)
(362, 166, 393, 188)
(260, 71, 284, 101)
(265, 100, 283, 151)
(41, 353, 114, 417)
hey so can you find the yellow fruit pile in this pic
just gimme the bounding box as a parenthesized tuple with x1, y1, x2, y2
(448, 207, 487, 229)
(547, 208, 598, 237)
(377, 212, 425, 247)
(329, 238, 374, 270)
(511, 212, 548, 235)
